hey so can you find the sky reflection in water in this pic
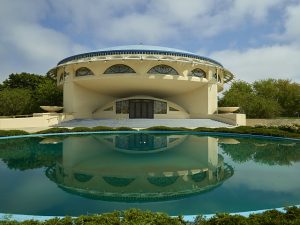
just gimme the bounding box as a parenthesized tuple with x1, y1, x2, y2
(0, 133, 299, 216)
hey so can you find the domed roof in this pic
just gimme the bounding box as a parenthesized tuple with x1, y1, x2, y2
(96, 45, 195, 55)
(57, 45, 223, 67)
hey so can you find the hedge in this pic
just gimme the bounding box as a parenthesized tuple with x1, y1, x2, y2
(145, 125, 300, 139)
(1, 207, 300, 225)
(0, 130, 29, 137)
(0, 125, 299, 139)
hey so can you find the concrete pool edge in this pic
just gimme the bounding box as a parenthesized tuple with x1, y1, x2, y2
(0, 130, 300, 142)
(1, 205, 300, 222)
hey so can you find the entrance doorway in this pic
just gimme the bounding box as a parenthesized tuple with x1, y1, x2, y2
(129, 99, 154, 118)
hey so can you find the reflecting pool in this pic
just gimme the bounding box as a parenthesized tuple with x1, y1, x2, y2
(0, 133, 299, 216)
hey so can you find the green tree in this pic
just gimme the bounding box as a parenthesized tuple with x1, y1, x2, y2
(275, 79, 300, 117)
(0, 137, 63, 170)
(35, 79, 63, 107)
(2, 72, 45, 91)
(219, 80, 282, 118)
(246, 95, 281, 118)
(253, 79, 279, 100)
(0, 73, 63, 114)
(219, 80, 253, 111)
(253, 79, 300, 117)
(0, 89, 33, 116)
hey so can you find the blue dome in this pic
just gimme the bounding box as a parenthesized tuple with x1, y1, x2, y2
(57, 45, 223, 67)
(96, 45, 194, 55)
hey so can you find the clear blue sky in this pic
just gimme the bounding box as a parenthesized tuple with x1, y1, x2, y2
(0, 0, 299, 83)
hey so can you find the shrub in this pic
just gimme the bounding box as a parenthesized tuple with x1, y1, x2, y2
(278, 125, 299, 133)
(0, 130, 29, 137)
(1, 207, 300, 224)
(91, 126, 115, 131)
(0, 89, 34, 116)
(114, 127, 135, 131)
(192, 126, 300, 139)
(1, 125, 300, 139)
(145, 126, 190, 131)
(35, 128, 70, 134)
(71, 127, 91, 132)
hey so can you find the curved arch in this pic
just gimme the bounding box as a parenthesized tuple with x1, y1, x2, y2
(190, 171, 207, 182)
(74, 173, 93, 182)
(75, 67, 94, 77)
(190, 68, 206, 78)
(104, 64, 136, 74)
(147, 64, 179, 75)
(103, 176, 135, 187)
(147, 176, 179, 187)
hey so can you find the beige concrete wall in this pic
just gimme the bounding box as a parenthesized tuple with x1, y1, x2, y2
(61, 135, 219, 173)
(56, 55, 229, 120)
(208, 84, 218, 114)
(58, 57, 224, 85)
(167, 83, 218, 118)
(211, 113, 246, 126)
(64, 81, 114, 118)
(0, 113, 73, 130)
(55, 135, 222, 195)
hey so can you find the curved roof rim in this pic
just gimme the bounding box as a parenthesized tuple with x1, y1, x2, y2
(57, 45, 223, 67)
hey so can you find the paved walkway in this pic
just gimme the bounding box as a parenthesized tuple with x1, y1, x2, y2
(56, 119, 232, 129)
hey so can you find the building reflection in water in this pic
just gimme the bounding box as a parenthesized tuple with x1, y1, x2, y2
(46, 133, 234, 202)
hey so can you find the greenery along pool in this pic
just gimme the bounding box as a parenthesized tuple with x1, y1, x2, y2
(0, 132, 299, 217)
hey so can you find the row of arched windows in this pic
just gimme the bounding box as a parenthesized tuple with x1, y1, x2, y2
(73, 64, 220, 81)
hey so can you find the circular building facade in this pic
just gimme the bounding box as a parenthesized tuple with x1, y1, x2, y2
(48, 45, 234, 119)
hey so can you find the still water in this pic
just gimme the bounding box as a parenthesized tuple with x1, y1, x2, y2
(0, 132, 299, 216)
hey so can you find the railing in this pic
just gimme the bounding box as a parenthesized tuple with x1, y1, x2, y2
(57, 50, 223, 67)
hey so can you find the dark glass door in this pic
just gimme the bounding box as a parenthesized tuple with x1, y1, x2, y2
(129, 100, 154, 118)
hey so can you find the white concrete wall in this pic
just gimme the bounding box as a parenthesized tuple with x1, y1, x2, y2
(57, 56, 226, 119)
(211, 113, 246, 126)
(167, 83, 218, 118)
(64, 81, 114, 118)
(0, 113, 74, 130)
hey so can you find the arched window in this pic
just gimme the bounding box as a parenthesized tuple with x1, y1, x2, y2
(190, 68, 206, 78)
(103, 176, 135, 187)
(74, 173, 93, 182)
(190, 171, 207, 182)
(147, 65, 179, 75)
(104, 64, 136, 74)
(147, 176, 179, 187)
(75, 67, 94, 77)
